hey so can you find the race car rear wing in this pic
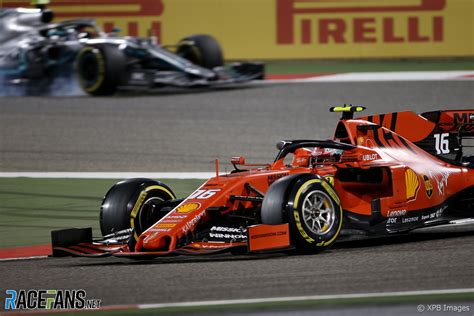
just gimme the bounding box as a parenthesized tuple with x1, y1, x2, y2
(421, 110, 474, 163)
(357, 109, 474, 163)
(421, 110, 474, 136)
(456, 123, 474, 163)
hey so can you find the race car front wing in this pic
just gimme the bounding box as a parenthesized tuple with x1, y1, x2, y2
(126, 62, 264, 88)
(50, 223, 291, 259)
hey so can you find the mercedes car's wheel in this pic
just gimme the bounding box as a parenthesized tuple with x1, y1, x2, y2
(75, 45, 126, 95)
(100, 178, 176, 250)
(177, 34, 224, 69)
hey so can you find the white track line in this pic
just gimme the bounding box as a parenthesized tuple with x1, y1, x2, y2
(0, 255, 48, 262)
(138, 288, 474, 310)
(264, 70, 474, 83)
(0, 172, 215, 179)
(304, 70, 474, 82)
(450, 218, 474, 225)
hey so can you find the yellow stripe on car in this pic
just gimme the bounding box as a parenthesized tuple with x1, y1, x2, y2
(76, 47, 105, 93)
(293, 178, 343, 247)
(331, 106, 365, 112)
(293, 210, 315, 243)
(129, 185, 175, 240)
(322, 204, 342, 247)
(321, 180, 340, 204)
(293, 179, 321, 209)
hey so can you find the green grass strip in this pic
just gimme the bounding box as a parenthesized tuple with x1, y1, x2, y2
(0, 178, 203, 248)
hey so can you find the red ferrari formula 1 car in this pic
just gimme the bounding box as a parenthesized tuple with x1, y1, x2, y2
(51, 106, 474, 258)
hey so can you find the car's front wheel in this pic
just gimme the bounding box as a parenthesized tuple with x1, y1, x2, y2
(287, 175, 343, 253)
(100, 178, 176, 250)
(177, 34, 224, 69)
(261, 174, 343, 254)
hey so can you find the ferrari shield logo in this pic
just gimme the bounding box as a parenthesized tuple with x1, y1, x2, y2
(423, 175, 433, 198)
(323, 175, 334, 186)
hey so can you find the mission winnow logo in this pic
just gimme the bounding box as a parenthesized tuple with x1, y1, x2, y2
(4, 289, 101, 310)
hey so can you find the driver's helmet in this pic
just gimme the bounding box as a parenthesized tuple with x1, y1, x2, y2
(77, 26, 97, 39)
(311, 147, 343, 164)
(291, 148, 312, 167)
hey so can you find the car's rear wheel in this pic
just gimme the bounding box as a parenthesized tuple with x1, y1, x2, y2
(100, 178, 176, 250)
(177, 34, 224, 69)
(75, 45, 126, 95)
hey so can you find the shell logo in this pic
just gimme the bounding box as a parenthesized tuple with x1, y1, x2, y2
(176, 202, 201, 213)
(405, 169, 420, 200)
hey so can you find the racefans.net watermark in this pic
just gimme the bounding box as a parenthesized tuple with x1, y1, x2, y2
(4, 289, 101, 311)
(417, 304, 471, 313)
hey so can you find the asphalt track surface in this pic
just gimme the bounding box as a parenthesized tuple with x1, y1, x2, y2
(0, 225, 473, 309)
(1, 81, 473, 171)
(0, 81, 474, 311)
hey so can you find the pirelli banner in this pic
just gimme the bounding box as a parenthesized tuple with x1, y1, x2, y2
(3, 0, 473, 59)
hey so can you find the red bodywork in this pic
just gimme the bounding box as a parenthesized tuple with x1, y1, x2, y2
(52, 109, 474, 258)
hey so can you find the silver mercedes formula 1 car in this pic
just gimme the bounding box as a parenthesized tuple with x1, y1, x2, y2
(0, 8, 264, 95)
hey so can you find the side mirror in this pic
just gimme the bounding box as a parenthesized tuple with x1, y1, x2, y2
(231, 156, 246, 165)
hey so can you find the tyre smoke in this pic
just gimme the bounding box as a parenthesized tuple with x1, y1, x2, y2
(0, 73, 85, 96)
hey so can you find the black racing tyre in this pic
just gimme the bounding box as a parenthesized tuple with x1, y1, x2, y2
(261, 174, 302, 225)
(100, 178, 176, 247)
(286, 175, 343, 253)
(177, 34, 224, 69)
(75, 45, 126, 95)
